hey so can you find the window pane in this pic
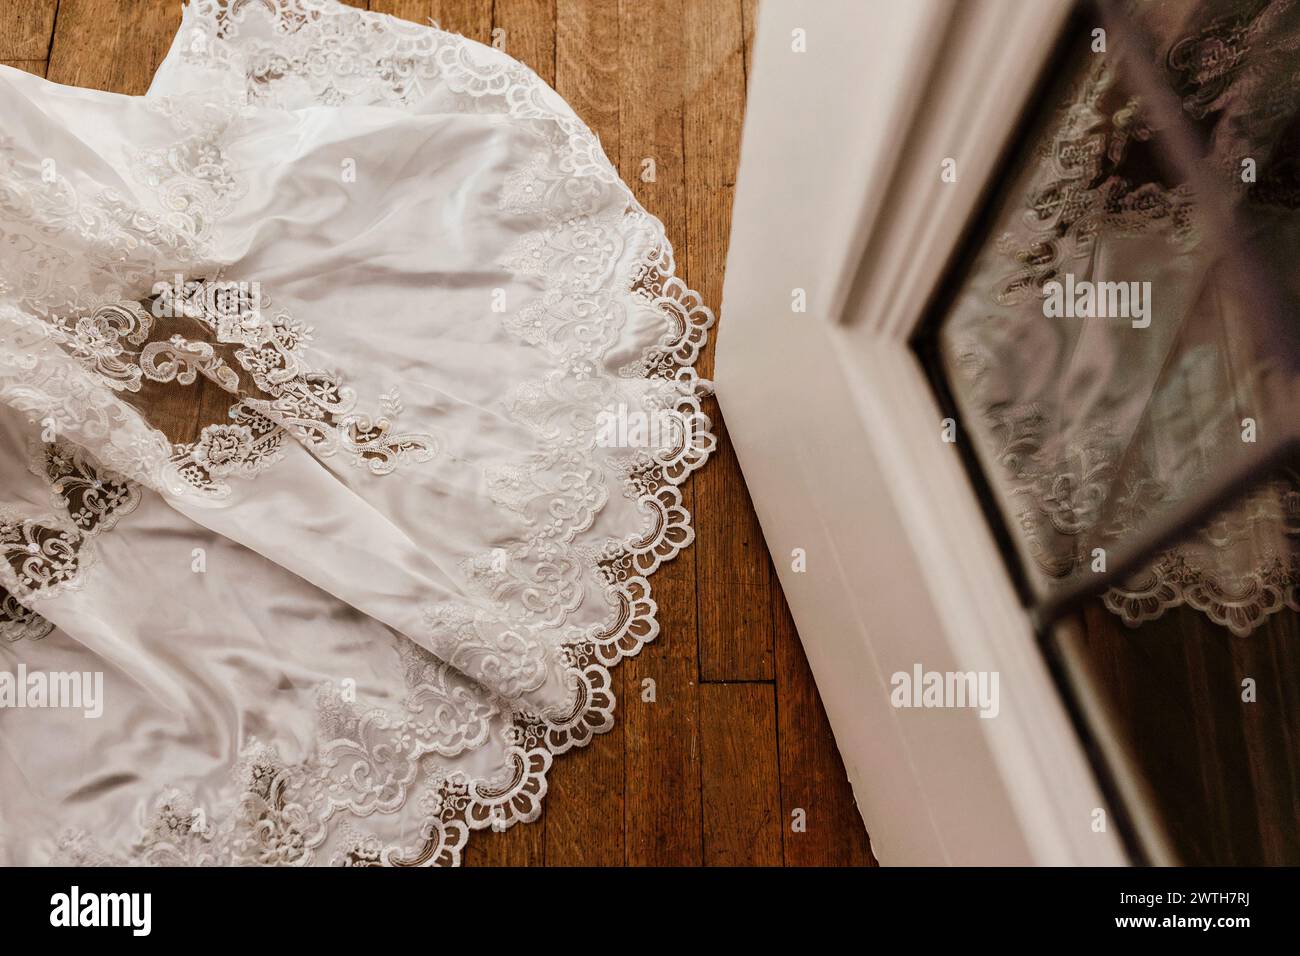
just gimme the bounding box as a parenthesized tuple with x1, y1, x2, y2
(1049, 460, 1300, 864)
(926, 1, 1299, 615)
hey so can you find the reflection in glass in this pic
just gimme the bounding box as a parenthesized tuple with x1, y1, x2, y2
(933, 1, 1300, 634)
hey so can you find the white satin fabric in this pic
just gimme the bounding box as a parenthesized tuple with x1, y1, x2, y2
(0, 0, 714, 865)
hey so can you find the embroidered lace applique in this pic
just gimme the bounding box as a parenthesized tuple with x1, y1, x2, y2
(0, 515, 84, 602)
(51, 639, 615, 866)
(0, 440, 142, 642)
(34, 280, 438, 496)
(0, 89, 245, 329)
(35, 439, 143, 535)
(215, 296, 439, 477)
(0, 587, 50, 643)
(0, 308, 179, 494)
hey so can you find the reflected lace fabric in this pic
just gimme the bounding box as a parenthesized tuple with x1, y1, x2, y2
(0, 0, 714, 865)
(939, 0, 1300, 636)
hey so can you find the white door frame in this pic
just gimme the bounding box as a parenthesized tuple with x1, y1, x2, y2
(716, 0, 1132, 865)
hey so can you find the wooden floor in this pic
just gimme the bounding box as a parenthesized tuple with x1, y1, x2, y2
(1, 0, 877, 866)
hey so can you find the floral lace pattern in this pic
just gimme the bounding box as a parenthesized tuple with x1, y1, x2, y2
(0, 90, 245, 327)
(0, 439, 141, 641)
(0, 587, 50, 643)
(30, 279, 438, 496)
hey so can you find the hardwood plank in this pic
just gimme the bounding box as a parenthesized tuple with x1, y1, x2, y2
(682, 0, 771, 682)
(556, 0, 619, 157)
(1, 59, 47, 77)
(46, 0, 181, 95)
(541, 0, 625, 868)
(461, 817, 546, 866)
(373, 0, 492, 44)
(543, 672, 625, 865)
(617, 0, 703, 867)
(694, 412, 776, 681)
(438, 0, 492, 41)
(700, 682, 782, 865)
(1179, 620, 1241, 864)
(684, 0, 744, 194)
(624, 652, 702, 864)
(617, 0, 685, 219)
(494, 0, 555, 87)
(774, 561, 878, 865)
(0, 0, 56, 59)
(1247, 620, 1300, 863)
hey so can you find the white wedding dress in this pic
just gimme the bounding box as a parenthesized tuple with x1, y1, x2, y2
(0, 0, 714, 865)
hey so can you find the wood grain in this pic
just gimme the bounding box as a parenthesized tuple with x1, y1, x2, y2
(0, 0, 55, 59)
(556, 0, 619, 160)
(1, 58, 46, 76)
(624, 654, 703, 865)
(700, 682, 783, 865)
(494, 0, 555, 87)
(1067, 601, 1300, 865)
(372, 0, 491, 44)
(683, 0, 774, 683)
(461, 815, 546, 867)
(47, 0, 180, 94)
(740, 0, 758, 82)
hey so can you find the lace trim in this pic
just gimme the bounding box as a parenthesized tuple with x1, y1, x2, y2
(1105, 551, 1300, 638)
(0, 587, 51, 642)
(0, 440, 141, 641)
(0, 87, 249, 497)
(30, 278, 439, 497)
(1104, 479, 1300, 638)
(166, 282, 439, 492)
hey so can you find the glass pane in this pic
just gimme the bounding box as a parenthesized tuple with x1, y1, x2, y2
(1049, 460, 1300, 864)
(926, 1, 1300, 610)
